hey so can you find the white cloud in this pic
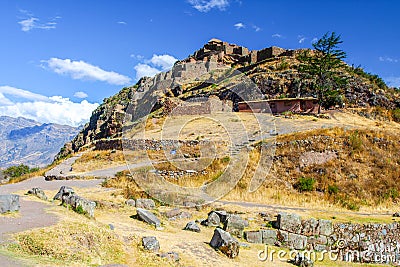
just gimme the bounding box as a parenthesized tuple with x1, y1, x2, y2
(117, 21, 127, 25)
(272, 33, 283, 38)
(43, 58, 132, 85)
(379, 56, 398, 63)
(73, 91, 88, 98)
(147, 54, 177, 69)
(0, 86, 98, 127)
(130, 54, 144, 60)
(252, 25, 261, 32)
(17, 10, 59, 32)
(134, 54, 177, 80)
(311, 37, 318, 43)
(298, 35, 306, 44)
(134, 64, 161, 80)
(385, 77, 400, 87)
(188, 0, 229, 12)
(234, 22, 245, 30)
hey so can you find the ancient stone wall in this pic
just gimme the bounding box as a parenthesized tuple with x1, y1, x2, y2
(244, 212, 400, 265)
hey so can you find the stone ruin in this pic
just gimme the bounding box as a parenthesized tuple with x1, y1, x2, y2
(182, 38, 302, 66)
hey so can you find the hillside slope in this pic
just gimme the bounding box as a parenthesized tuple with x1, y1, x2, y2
(57, 39, 400, 158)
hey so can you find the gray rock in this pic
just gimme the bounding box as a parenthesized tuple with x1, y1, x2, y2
(318, 219, 333, 236)
(393, 212, 400, 217)
(27, 187, 48, 201)
(136, 208, 161, 227)
(288, 233, 308, 250)
(63, 194, 96, 218)
(223, 214, 248, 237)
(135, 198, 155, 209)
(210, 228, 240, 258)
(290, 252, 314, 267)
(0, 194, 20, 213)
(277, 212, 302, 234)
(244, 231, 262, 243)
(214, 210, 228, 223)
(125, 199, 136, 207)
(261, 229, 277, 245)
(53, 186, 74, 200)
(184, 221, 201, 232)
(163, 208, 192, 220)
(159, 251, 179, 262)
(203, 211, 221, 226)
(301, 218, 318, 236)
(142, 236, 160, 252)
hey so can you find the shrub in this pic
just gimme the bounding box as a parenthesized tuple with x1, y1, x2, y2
(3, 164, 38, 179)
(328, 184, 339, 195)
(296, 177, 316, 192)
(392, 109, 400, 122)
(349, 131, 363, 151)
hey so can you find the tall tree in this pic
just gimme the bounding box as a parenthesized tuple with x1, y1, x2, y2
(298, 32, 347, 113)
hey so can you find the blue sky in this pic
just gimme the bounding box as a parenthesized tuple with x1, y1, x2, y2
(0, 0, 399, 126)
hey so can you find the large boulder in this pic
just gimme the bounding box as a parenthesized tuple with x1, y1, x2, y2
(210, 228, 239, 258)
(202, 210, 228, 226)
(244, 231, 262, 243)
(63, 195, 96, 218)
(27, 187, 48, 201)
(318, 219, 333, 236)
(223, 214, 248, 237)
(125, 199, 136, 207)
(184, 221, 201, 232)
(288, 233, 308, 250)
(53, 186, 75, 200)
(277, 213, 302, 234)
(0, 194, 20, 213)
(142, 236, 160, 252)
(261, 229, 278, 245)
(136, 208, 161, 228)
(135, 198, 155, 209)
(163, 208, 192, 221)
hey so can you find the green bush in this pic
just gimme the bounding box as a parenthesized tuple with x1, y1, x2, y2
(392, 109, 400, 122)
(3, 164, 38, 179)
(296, 177, 316, 192)
(328, 184, 339, 195)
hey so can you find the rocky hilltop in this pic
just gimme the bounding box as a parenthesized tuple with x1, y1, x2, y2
(0, 116, 78, 168)
(57, 39, 400, 158)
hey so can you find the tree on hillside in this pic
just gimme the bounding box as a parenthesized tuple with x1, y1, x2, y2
(298, 32, 347, 113)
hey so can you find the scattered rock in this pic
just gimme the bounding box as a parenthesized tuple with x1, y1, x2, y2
(53, 186, 75, 200)
(125, 199, 136, 207)
(142, 236, 160, 252)
(277, 212, 302, 234)
(223, 214, 248, 237)
(163, 208, 192, 220)
(244, 231, 262, 243)
(109, 224, 115, 230)
(159, 251, 179, 262)
(210, 228, 240, 258)
(289, 252, 314, 267)
(261, 229, 278, 245)
(184, 221, 201, 232)
(288, 233, 308, 250)
(136, 208, 161, 228)
(63, 194, 96, 218)
(0, 194, 20, 213)
(202, 210, 228, 226)
(135, 198, 156, 209)
(393, 212, 400, 217)
(27, 187, 48, 201)
(318, 219, 333, 236)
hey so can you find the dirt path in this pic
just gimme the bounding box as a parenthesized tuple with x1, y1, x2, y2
(0, 176, 103, 266)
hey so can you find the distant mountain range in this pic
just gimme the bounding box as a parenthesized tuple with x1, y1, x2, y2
(0, 116, 78, 168)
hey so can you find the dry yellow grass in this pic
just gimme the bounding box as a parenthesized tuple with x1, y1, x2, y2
(72, 150, 126, 172)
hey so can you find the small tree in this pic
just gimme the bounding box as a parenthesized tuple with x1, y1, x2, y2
(298, 32, 347, 113)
